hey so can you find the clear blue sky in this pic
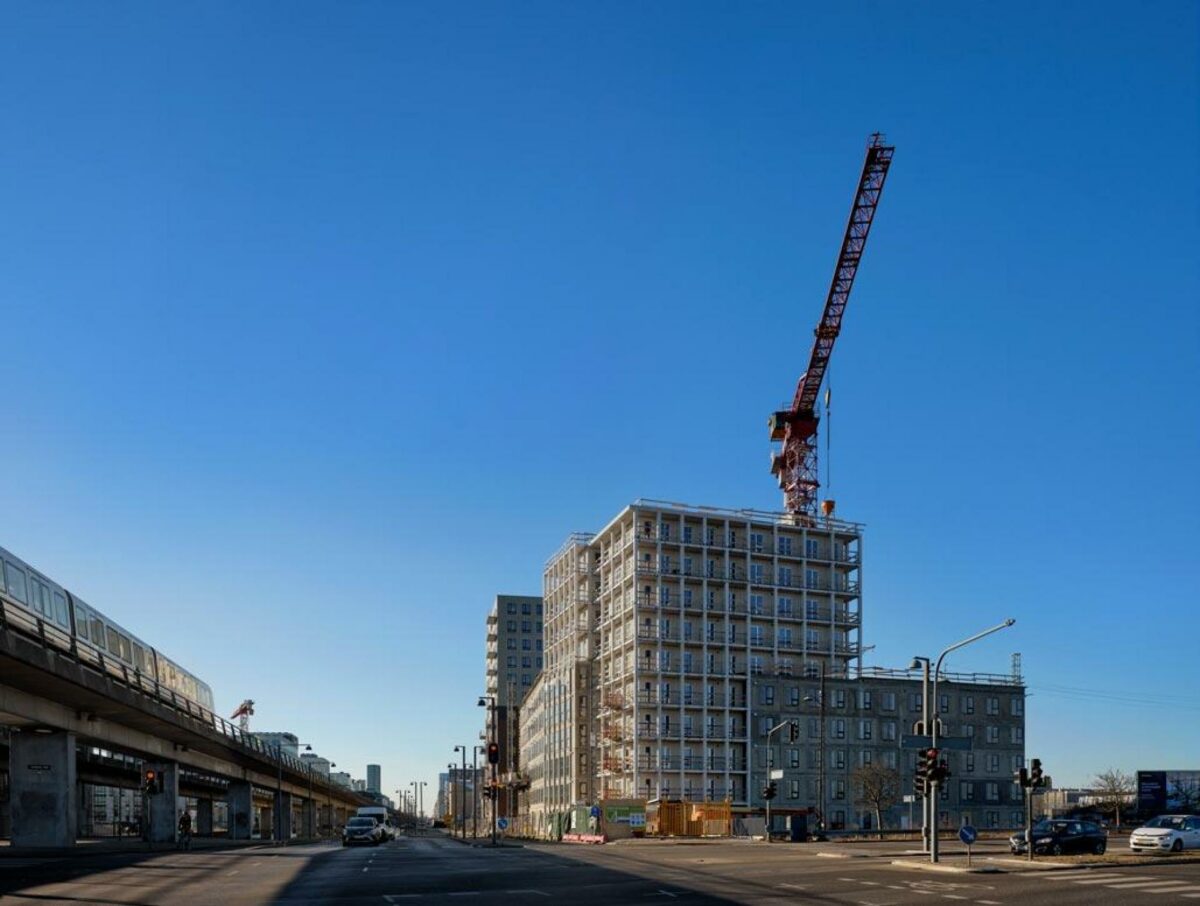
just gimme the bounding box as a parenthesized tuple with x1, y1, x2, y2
(1, 1, 1196, 795)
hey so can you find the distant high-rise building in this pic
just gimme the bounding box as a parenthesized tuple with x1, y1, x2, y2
(367, 764, 381, 794)
(300, 753, 330, 776)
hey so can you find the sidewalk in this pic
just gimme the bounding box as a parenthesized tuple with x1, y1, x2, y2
(0, 835, 333, 859)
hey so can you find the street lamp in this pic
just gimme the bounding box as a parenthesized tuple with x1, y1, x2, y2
(908, 656, 932, 852)
(473, 745, 485, 839)
(416, 780, 427, 821)
(478, 695, 498, 845)
(802, 661, 828, 839)
(327, 762, 337, 838)
(454, 745, 468, 840)
(447, 762, 455, 833)
(926, 618, 1016, 864)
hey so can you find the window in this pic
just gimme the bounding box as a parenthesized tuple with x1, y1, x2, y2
(506, 639, 516, 650)
(90, 615, 104, 647)
(833, 690, 846, 708)
(750, 625, 764, 646)
(750, 532, 764, 553)
(939, 694, 950, 713)
(750, 656, 763, 676)
(507, 655, 516, 668)
(859, 720, 872, 740)
(965, 753, 975, 774)
(788, 748, 800, 769)
(805, 568, 819, 588)
(683, 526, 693, 543)
(882, 692, 896, 711)
(861, 750, 873, 767)
(910, 693, 922, 712)
(986, 696, 999, 715)
(777, 536, 792, 556)
(833, 719, 846, 739)
(1010, 726, 1024, 744)
(860, 690, 872, 710)
(705, 528, 715, 546)
(761, 685, 775, 705)
(779, 627, 792, 647)
(522, 674, 532, 686)
(987, 754, 999, 773)
(986, 782, 999, 802)
(521, 619, 532, 632)
(778, 566, 792, 586)
(805, 538, 820, 558)
(506, 620, 516, 632)
(882, 721, 897, 742)
(522, 639, 532, 650)
(962, 695, 975, 714)
(834, 779, 846, 800)
(788, 779, 799, 800)
(658, 522, 670, 540)
(75, 605, 90, 640)
(986, 726, 999, 744)
(53, 591, 68, 626)
(1011, 697, 1024, 717)
(3, 560, 28, 603)
(750, 594, 765, 615)
(806, 628, 820, 646)
(536, 639, 543, 651)
(778, 596, 793, 616)
(750, 564, 764, 583)
(106, 626, 121, 654)
(960, 781, 974, 801)
(522, 656, 531, 668)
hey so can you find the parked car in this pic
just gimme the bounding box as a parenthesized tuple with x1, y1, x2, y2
(1010, 819, 1107, 856)
(342, 816, 383, 847)
(1130, 815, 1200, 853)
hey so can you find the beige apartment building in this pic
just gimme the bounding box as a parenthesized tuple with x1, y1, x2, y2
(516, 498, 1027, 836)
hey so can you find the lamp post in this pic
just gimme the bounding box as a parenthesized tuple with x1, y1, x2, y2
(447, 762, 455, 828)
(417, 780, 427, 821)
(454, 745, 468, 839)
(478, 695, 497, 845)
(927, 618, 1016, 864)
(327, 762, 337, 838)
(472, 746, 486, 839)
(803, 661, 828, 839)
(908, 656, 932, 852)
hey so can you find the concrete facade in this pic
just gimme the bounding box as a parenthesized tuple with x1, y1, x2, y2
(145, 760, 180, 843)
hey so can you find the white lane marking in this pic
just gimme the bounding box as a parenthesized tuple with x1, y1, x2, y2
(505, 892, 549, 897)
(776, 883, 808, 890)
(1044, 871, 1128, 880)
(1104, 880, 1196, 890)
(228, 869, 240, 876)
(1180, 894, 1200, 899)
(979, 901, 1002, 905)
(656, 892, 679, 899)
(859, 880, 880, 885)
(1072, 875, 1148, 885)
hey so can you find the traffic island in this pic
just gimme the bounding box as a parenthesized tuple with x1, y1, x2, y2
(890, 858, 1001, 874)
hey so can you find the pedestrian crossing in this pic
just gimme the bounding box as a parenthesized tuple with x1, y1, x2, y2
(1042, 869, 1200, 898)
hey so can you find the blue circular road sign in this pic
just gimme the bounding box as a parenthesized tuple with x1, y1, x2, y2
(498, 817, 509, 830)
(959, 825, 977, 845)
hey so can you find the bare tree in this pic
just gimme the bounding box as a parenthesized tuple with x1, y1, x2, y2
(1169, 774, 1200, 813)
(1093, 768, 1135, 829)
(852, 764, 901, 831)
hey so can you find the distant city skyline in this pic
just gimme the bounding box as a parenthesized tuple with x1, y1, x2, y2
(0, 0, 1195, 800)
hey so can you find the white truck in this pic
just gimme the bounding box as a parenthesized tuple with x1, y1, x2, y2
(356, 806, 396, 841)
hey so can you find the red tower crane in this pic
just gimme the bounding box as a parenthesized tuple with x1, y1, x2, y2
(769, 134, 894, 518)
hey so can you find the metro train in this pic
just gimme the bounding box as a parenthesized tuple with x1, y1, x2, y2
(0, 543, 214, 712)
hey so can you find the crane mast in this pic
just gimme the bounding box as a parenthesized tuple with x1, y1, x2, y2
(769, 134, 894, 518)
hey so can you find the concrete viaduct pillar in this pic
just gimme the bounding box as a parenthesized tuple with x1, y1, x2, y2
(145, 761, 180, 844)
(227, 781, 253, 840)
(273, 791, 293, 840)
(11, 729, 77, 848)
(301, 799, 316, 838)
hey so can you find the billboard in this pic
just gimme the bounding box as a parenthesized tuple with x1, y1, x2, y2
(1137, 771, 1167, 814)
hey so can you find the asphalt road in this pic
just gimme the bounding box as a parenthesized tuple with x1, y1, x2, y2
(2, 834, 1200, 905)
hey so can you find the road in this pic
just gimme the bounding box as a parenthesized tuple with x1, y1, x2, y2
(2, 834, 1200, 905)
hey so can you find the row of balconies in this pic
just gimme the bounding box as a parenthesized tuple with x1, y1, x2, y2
(634, 725, 746, 741)
(636, 690, 741, 708)
(631, 624, 852, 649)
(632, 531, 860, 562)
(637, 756, 747, 772)
(631, 563, 860, 595)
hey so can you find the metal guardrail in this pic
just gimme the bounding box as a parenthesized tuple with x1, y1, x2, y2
(0, 597, 357, 795)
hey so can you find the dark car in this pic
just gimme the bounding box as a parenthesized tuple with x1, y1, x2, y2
(1010, 819, 1107, 856)
(342, 816, 383, 847)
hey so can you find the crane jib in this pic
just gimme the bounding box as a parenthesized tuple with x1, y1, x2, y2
(772, 134, 894, 516)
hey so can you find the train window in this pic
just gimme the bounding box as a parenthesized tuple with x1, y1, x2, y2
(118, 634, 131, 662)
(105, 625, 120, 654)
(3, 560, 28, 603)
(91, 615, 104, 646)
(53, 591, 68, 625)
(76, 605, 90, 640)
(132, 644, 144, 672)
(29, 579, 46, 615)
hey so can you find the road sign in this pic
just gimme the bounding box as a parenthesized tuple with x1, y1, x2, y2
(959, 825, 977, 845)
(590, 805, 601, 818)
(902, 794, 915, 803)
(497, 817, 509, 831)
(901, 735, 972, 751)
(769, 769, 784, 780)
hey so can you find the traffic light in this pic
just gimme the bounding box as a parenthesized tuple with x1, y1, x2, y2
(762, 782, 778, 801)
(787, 720, 799, 742)
(142, 769, 160, 795)
(1016, 767, 1030, 788)
(918, 747, 939, 782)
(1030, 758, 1044, 788)
(936, 757, 951, 783)
(914, 766, 927, 798)
(487, 741, 500, 765)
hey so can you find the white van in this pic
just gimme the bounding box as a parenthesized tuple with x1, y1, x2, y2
(356, 807, 395, 841)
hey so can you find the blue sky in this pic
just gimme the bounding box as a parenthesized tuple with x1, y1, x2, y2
(1, 1, 1196, 796)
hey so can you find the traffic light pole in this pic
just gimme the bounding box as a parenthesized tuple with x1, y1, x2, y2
(762, 719, 797, 842)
